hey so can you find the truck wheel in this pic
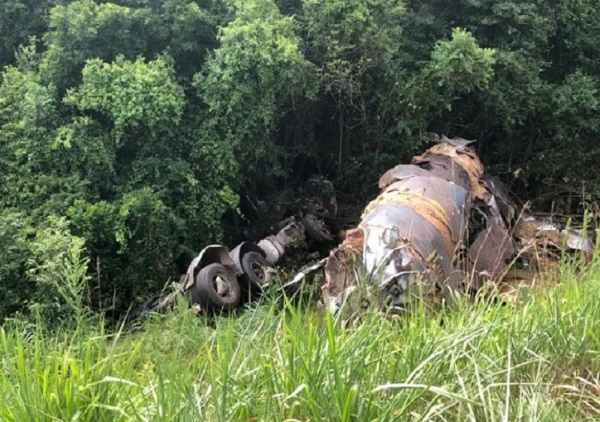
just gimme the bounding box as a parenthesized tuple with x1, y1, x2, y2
(241, 251, 273, 293)
(302, 214, 334, 244)
(191, 263, 241, 312)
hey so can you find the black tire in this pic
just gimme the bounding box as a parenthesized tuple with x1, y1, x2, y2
(190, 263, 241, 312)
(240, 251, 273, 294)
(302, 214, 334, 244)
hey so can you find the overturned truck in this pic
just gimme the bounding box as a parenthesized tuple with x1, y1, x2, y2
(131, 136, 595, 319)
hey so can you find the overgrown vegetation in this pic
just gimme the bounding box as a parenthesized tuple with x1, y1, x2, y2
(1, 1, 599, 319)
(1, 253, 599, 420)
(1, 1, 598, 419)
(1, 2, 598, 419)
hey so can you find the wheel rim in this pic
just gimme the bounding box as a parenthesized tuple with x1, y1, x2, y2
(213, 275, 233, 298)
(251, 261, 266, 283)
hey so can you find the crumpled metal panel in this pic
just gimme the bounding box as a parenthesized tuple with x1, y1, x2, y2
(360, 204, 453, 277)
(384, 175, 470, 243)
(481, 176, 516, 224)
(323, 229, 365, 298)
(468, 216, 514, 286)
(378, 164, 432, 189)
(412, 142, 485, 198)
(515, 215, 596, 270)
(321, 136, 517, 312)
(466, 188, 516, 285)
(413, 155, 473, 193)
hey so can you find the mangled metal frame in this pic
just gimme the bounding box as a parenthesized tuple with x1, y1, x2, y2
(321, 137, 486, 312)
(298, 136, 595, 313)
(128, 217, 312, 319)
(130, 135, 596, 321)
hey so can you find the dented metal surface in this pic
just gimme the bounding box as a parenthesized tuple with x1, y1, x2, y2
(316, 135, 597, 313)
(383, 176, 469, 243)
(466, 190, 516, 286)
(322, 136, 491, 312)
(412, 140, 485, 197)
(467, 212, 513, 285)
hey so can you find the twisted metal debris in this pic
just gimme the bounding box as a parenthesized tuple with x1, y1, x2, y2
(130, 135, 595, 320)
(318, 136, 593, 313)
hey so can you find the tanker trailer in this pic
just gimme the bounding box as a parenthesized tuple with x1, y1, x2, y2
(321, 136, 517, 313)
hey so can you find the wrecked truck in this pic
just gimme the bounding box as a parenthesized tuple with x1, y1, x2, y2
(129, 192, 336, 319)
(131, 136, 595, 319)
(313, 136, 595, 312)
(320, 137, 514, 312)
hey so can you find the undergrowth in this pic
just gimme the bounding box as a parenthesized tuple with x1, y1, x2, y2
(1, 254, 600, 421)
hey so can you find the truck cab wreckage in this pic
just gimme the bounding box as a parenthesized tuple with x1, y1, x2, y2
(130, 136, 595, 320)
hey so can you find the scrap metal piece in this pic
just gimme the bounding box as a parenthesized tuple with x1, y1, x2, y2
(468, 216, 514, 286)
(562, 228, 595, 253)
(412, 141, 485, 198)
(467, 189, 516, 285)
(323, 228, 365, 299)
(281, 258, 327, 290)
(515, 215, 596, 270)
(414, 155, 473, 192)
(516, 216, 562, 247)
(378, 165, 432, 189)
(257, 218, 306, 264)
(481, 176, 517, 224)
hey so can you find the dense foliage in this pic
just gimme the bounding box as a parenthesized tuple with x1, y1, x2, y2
(1, 0, 599, 319)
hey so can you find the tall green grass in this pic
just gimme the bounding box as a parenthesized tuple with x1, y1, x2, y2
(1, 255, 600, 421)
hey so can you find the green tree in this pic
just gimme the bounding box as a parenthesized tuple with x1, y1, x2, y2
(195, 0, 317, 183)
(401, 0, 600, 208)
(0, 211, 32, 318)
(65, 55, 186, 138)
(0, 0, 50, 67)
(0, 0, 599, 320)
